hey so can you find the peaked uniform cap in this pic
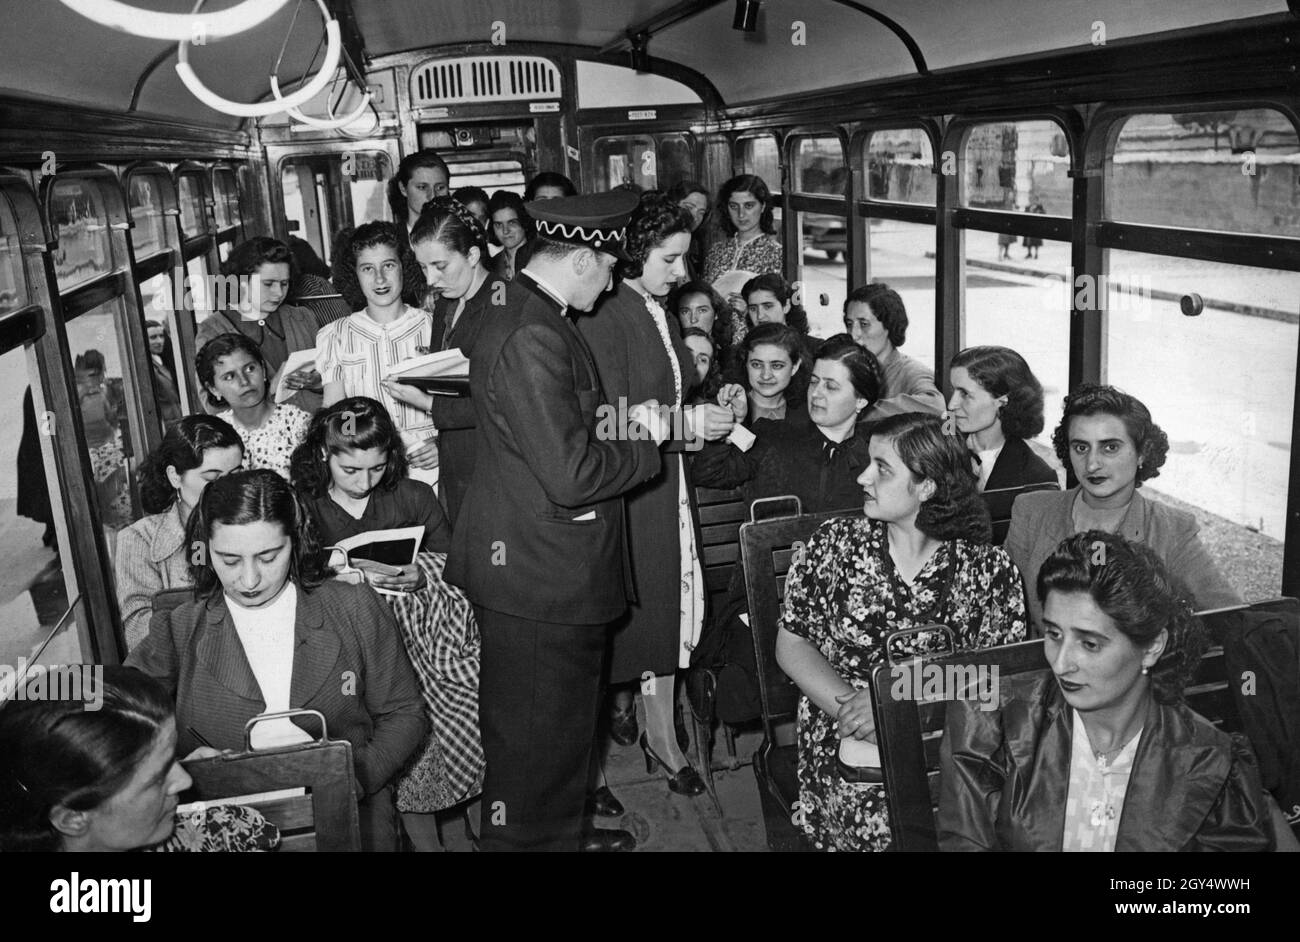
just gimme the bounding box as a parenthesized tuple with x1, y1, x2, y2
(526, 190, 639, 262)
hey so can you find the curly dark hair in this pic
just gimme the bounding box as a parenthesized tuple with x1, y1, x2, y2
(486, 191, 536, 247)
(329, 222, 426, 311)
(1051, 384, 1168, 485)
(621, 190, 693, 281)
(289, 397, 410, 499)
(682, 327, 724, 401)
(138, 414, 243, 514)
(845, 282, 908, 348)
(669, 279, 733, 355)
(717, 174, 776, 237)
(186, 468, 328, 596)
(0, 666, 173, 852)
(870, 412, 992, 543)
(1037, 531, 1207, 704)
(950, 345, 1046, 440)
(195, 332, 270, 410)
(814, 334, 884, 405)
(730, 321, 810, 411)
(220, 236, 298, 285)
(743, 272, 809, 334)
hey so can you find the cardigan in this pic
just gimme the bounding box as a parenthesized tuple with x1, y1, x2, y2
(1005, 487, 1242, 629)
(114, 505, 191, 651)
(937, 670, 1273, 851)
(862, 345, 946, 421)
(126, 579, 428, 797)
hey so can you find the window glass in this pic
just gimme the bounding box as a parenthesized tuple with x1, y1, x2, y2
(178, 173, 207, 236)
(866, 128, 936, 204)
(447, 157, 524, 195)
(738, 136, 781, 193)
(963, 120, 1070, 215)
(1108, 109, 1300, 237)
(139, 271, 184, 431)
(796, 210, 846, 338)
(128, 174, 169, 260)
(347, 152, 393, 226)
(1104, 249, 1299, 600)
(863, 219, 936, 376)
(50, 178, 113, 289)
(963, 231, 1071, 451)
(0, 192, 26, 315)
(0, 346, 76, 670)
(593, 136, 657, 191)
(793, 135, 845, 196)
(657, 135, 694, 192)
(65, 298, 143, 540)
(213, 169, 239, 229)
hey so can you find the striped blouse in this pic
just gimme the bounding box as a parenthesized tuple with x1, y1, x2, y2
(316, 306, 436, 439)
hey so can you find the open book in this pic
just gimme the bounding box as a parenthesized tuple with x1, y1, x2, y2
(389, 348, 469, 396)
(711, 269, 758, 301)
(273, 348, 317, 404)
(325, 526, 424, 596)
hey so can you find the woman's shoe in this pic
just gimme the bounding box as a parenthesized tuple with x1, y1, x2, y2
(610, 705, 639, 747)
(585, 786, 624, 818)
(640, 733, 706, 797)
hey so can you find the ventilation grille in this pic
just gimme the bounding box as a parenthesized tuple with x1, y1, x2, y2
(411, 56, 561, 106)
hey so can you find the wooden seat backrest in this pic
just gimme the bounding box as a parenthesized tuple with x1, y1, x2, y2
(982, 480, 1059, 546)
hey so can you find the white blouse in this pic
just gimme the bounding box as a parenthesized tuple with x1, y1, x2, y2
(227, 584, 312, 749)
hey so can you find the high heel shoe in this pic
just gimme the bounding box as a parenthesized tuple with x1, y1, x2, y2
(639, 733, 706, 797)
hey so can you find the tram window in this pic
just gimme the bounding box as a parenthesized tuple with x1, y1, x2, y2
(866, 128, 935, 204)
(594, 136, 658, 191)
(1108, 109, 1300, 237)
(1105, 249, 1299, 600)
(186, 253, 214, 321)
(213, 168, 239, 231)
(178, 173, 207, 237)
(447, 157, 525, 195)
(792, 136, 847, 336)
(347, 151, 393, 227)
(0, 345, 78, 672)
(657, 135, 693, 190)
(0, 196, 24, 315)
(50, 178, 113, 290)
(738, 135, 781, 191)
(794, 136, 844, 195)
(963, 230, 1071, 451)
(128, 175, 169, 260)
(862, 219, 937, 374)
(64, 299, 143, 543)
(963, 120, 1071, 216)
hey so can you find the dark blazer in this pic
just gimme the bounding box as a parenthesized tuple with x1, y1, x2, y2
(981, 437, 1059, 541)
(937, 670, 1274, 851)
(126, 580, 428, 797)
(444, 273, 662, 625)
(578, 283, 694, 680)
(488, 239, 534, 283)
(1005, 487, 1242, 629)
(428, 274, 507, 527)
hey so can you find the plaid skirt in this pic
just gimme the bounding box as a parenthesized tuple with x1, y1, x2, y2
(385, 551, 485, 812)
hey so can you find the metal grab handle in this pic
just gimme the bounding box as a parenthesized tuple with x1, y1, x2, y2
(243, 709, 330, 751)
(883, 624, 957, 668)
(749, 495, 802, 523)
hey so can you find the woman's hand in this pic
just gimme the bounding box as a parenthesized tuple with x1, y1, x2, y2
(380, 378, 434, 411)
(284, 367, 322, 391)
(834, 688, 877, 742)
(717, 383, 747, 421)
(405, 437, 440, 470)
(687, 403, 736, 442)
(365, 562, 426, 593)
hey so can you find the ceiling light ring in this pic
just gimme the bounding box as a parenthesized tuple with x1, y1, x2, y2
(175, 0, 341, 119)
(271, 74, 373, 130)
(58, 0, 293, 42)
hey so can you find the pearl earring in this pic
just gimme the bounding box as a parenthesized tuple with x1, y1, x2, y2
(1141, 666, 1149, 675)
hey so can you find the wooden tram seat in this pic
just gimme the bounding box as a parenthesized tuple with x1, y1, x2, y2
(181, 711, 362, 852)
(695, 486, 747, 616)
(869, 636, 1048, 852)
(981, 480, 1059, 546)
(739, 500, 864, 851)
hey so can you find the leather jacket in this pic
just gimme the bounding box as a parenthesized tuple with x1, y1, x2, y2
(937, 671, 1274, 851)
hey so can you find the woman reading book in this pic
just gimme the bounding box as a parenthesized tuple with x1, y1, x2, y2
(290, 397, 482, 851)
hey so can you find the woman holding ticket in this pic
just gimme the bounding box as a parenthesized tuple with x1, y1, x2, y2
(292, 398, 483, 851)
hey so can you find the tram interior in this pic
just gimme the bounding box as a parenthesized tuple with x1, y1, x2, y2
(0, 0, 1297, 851)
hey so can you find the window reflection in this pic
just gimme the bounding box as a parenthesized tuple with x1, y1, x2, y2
(964, 120, 1070, 215)
(50, 179, 112, 289)
(0, 193, 25, 315)
(867, 129, 935, 204)
(129, 175, 169, 260)
(178, 174, 207, 236)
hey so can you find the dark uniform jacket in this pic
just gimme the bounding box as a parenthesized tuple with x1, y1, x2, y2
(937, 671, 1274, 851)
(444, 273, 662, 625)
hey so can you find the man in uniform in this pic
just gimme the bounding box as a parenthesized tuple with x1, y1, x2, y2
(446, 190, 667, 851)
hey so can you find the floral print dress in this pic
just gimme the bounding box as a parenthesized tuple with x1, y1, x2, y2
(779, 516, 1028, 851)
